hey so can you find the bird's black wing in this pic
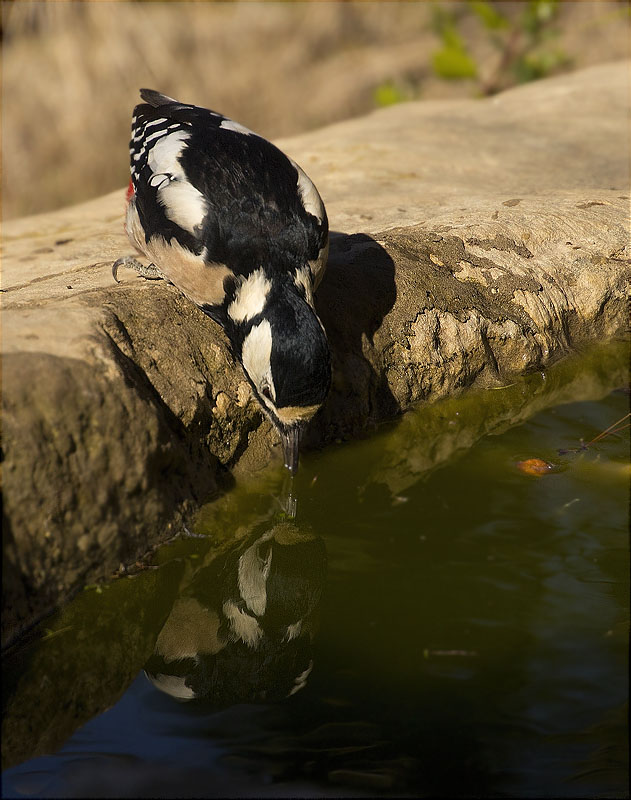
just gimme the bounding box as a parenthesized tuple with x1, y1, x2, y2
(129, 90, 327, 279)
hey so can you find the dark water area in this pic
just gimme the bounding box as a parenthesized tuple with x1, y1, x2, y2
(2, 342, 629, 798)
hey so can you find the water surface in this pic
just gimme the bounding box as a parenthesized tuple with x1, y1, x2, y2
(2, 342, 629, 798)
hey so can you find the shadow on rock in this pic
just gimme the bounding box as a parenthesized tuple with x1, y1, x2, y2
(309, 232, 398, 447)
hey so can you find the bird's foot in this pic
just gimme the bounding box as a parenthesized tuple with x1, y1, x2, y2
(112, 256, 165, 283)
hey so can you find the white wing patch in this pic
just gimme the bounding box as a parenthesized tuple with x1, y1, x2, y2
(238, 535, 274, 616)
(147, 130, 207, 235)
(228, 268, 271, 323)
(159, 179, 208, 235)
(289, 157, 325, 223)
(146, 129, 187, 173)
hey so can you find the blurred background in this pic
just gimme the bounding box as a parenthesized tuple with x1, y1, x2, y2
(2, 0, 629, 220)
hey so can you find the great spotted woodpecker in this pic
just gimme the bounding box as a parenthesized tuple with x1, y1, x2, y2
(114, 89, 331, 474)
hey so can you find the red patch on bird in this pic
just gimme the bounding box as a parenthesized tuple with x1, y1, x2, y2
(125, 179, 134, 202)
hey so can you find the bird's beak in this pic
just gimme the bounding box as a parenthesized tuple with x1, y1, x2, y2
(281, 425, 302, 474)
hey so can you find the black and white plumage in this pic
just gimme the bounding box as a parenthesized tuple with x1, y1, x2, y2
(144, 522, 326, 703)
(118, 89, 331, 473)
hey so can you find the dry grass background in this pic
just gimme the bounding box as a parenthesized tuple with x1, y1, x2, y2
(2, 0, 629, 220)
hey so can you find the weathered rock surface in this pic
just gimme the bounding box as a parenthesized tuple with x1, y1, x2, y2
(2, 62, 629, 646)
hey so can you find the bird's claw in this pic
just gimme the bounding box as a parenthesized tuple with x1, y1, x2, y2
(112, 256, 164, 283)
(112, 258, 124, 283)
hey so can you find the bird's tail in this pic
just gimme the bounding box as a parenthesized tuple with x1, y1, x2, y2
(140, 88, 178, 108)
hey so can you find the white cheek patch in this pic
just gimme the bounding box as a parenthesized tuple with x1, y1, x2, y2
(148, 130, 207, 235)
(228, 269, 271, 322)
(289, 158, 325, 223)
(241, 319, 276, 409)
(238, 535, 274, 616)
(220, 118, 253, 136)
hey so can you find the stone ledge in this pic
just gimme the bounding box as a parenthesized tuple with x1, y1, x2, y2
(2, 62, 630, 646)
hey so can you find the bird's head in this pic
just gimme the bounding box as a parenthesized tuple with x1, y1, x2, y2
(237, 288, 330, 473)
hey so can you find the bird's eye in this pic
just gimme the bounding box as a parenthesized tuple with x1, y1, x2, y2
(261, 386, 272, 402)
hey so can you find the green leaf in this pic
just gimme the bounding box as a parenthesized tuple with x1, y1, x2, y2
(374, 82, 407, 108)
(469, 1, 508, 30)
(432, 45, 478, 79)
(441, 23, 464, 50)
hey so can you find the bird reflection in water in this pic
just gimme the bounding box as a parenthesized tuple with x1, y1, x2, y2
(145, 487, 326, 705)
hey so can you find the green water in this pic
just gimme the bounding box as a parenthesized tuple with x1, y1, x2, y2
(2, 342, 629, 798)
